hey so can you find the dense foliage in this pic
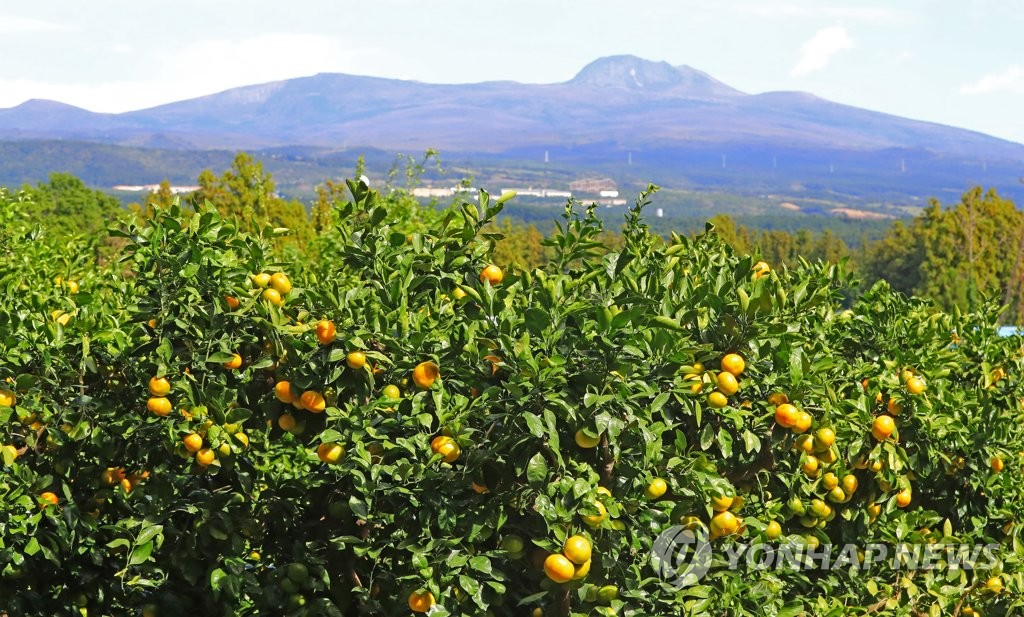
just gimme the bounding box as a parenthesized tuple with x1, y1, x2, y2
(2, 177, 1024, 616)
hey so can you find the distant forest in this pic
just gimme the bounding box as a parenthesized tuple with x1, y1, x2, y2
(8, 152, 1024, 324)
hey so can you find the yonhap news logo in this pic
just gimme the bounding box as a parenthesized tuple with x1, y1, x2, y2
(650, 526, 1000, 588)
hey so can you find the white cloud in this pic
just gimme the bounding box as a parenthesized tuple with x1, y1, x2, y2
(960, 65, 1024, 94)
(0, 15, 70, 33)
(790, 26, 853, 77)
(0, 33, 382, 112)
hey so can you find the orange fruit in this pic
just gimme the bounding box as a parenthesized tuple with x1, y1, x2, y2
(905, 376, 926, 395)
(408, 590, 435, 613)
(895, 488, 912, 508)
(886, 398, 903, 415)
(721, 353, 745, 376)
(711, 494, 734, 512)
(644, 478, 668, 500)
(270, 272, 291, 295)
(543, 554, 575, 583)
(767, 392, 789, 406)
(0, 388, 16, 407)
(430, 436, 461, 463)
(802, 455, 820, 476)
(195, 448, 215, 467)
(261, 288, 284, 307)
(483, 354, 502, 375)
(452, 287, 467, 300)
(480, 265, 504, 285)
(223, 354, 243, 370)
(412, 361, 439, 389)
(752, 261, 770, 278)
(710, 510, 739, 537)
(794, 434, 815, 454)
(575, 429, 600, 449)
(867, 503, 882, 519)
(562, 535, 592, 564)
(571, 559, 591, 580)
(278, 413, 297, 431)
(581, 500, 608, 528)
(183, 433, 203, 453)
(471, 481, 489, 494)
(716, 371, 739, 395)
(707, 391, 728, 408)
(274, 381, 295, 404)
(225, 295, 240, 310)
(148, 376, 171, 396)
(822, 473, 839, 490)
(987, 576, 1003, 594)
(774, 403, 798, 428)
(765, 520, 782, 540)
(382, 385, 401, 400)
(346, 351, 366, 370)
(300, 391, 326, 413)
(252, 272, 271, 288)
(316, 442, 345, 464)
(792, 412, 813, 434)
(842, 474, 859, 495)
(147, 397, 172, 417)
(991, 456, 1004, 472)
(814, 428, 835, 450)
(871, 415, 895, 441)
(40, 491, 59, 508)
(315, 320, 336, 345)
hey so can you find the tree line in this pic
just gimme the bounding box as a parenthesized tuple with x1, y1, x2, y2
(9, 153, 1024, 324)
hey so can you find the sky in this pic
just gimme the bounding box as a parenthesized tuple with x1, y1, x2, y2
(1, 0, 1022, 143)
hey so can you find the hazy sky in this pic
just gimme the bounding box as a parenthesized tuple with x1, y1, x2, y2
(1, 0, 1022, 142)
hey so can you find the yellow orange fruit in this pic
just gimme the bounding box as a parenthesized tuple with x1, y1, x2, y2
(716, 371, 739, 395)
(225, 295, 240, 310)
(40, 491, 59, 508)
(543, 554, 575, 583)
(316, 442, 345, 464)
(814, 427, 835, 450)
(408, 590, 436, 613)
(752, 261, 770, 278)
(223, 354, 243, 370)
(905, 376, 926, 395)
(991, 456, 1005, 472)
(315, 320, 336, 345)
(895, 488, 912, 508)
(412, 361, 439, 389)
(147, 397, 172, 417)
(644, 478, 668, 500)
(823, 473, 839, 490)
(767, 392, 789, 406)
(721, 353, 745, 376)
(708, 391, 728, 408)
(581, 500, 608, 528)
(270, 272, 291, 295)
(480, 265, 504, 285)
(987, 576, 1003, 594)
(575, 429, 601, 449)
(300, 391, 326, 413)
(274, 381, 295, 404)
(0, 388, 16, 407)
(148, 376, 171, 396)
(382, 384, 401, 400)
(765, 520, 782, 540)
(183, 433, 203, 453)
(346, 351, 366, 370)
(774, 403, 798, 428)
(278, 413, 297, 431)
(562, 535, 592, 565)
(195, 448, 215, 467)
(430, 436, 461, 463)
(711, 494, 735, 512)
(710, 510, 739, 537)
(261, 288, 284, 307)
(571, 559, 591, 580)
(792, 412, 813, 434)
(871, 415, 895, 441)
(252, 273, 271, 288)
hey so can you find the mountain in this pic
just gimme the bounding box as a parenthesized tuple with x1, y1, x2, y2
(0, 55, 1022, 205)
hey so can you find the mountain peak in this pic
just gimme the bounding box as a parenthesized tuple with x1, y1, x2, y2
(568, 55, 743, 97)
